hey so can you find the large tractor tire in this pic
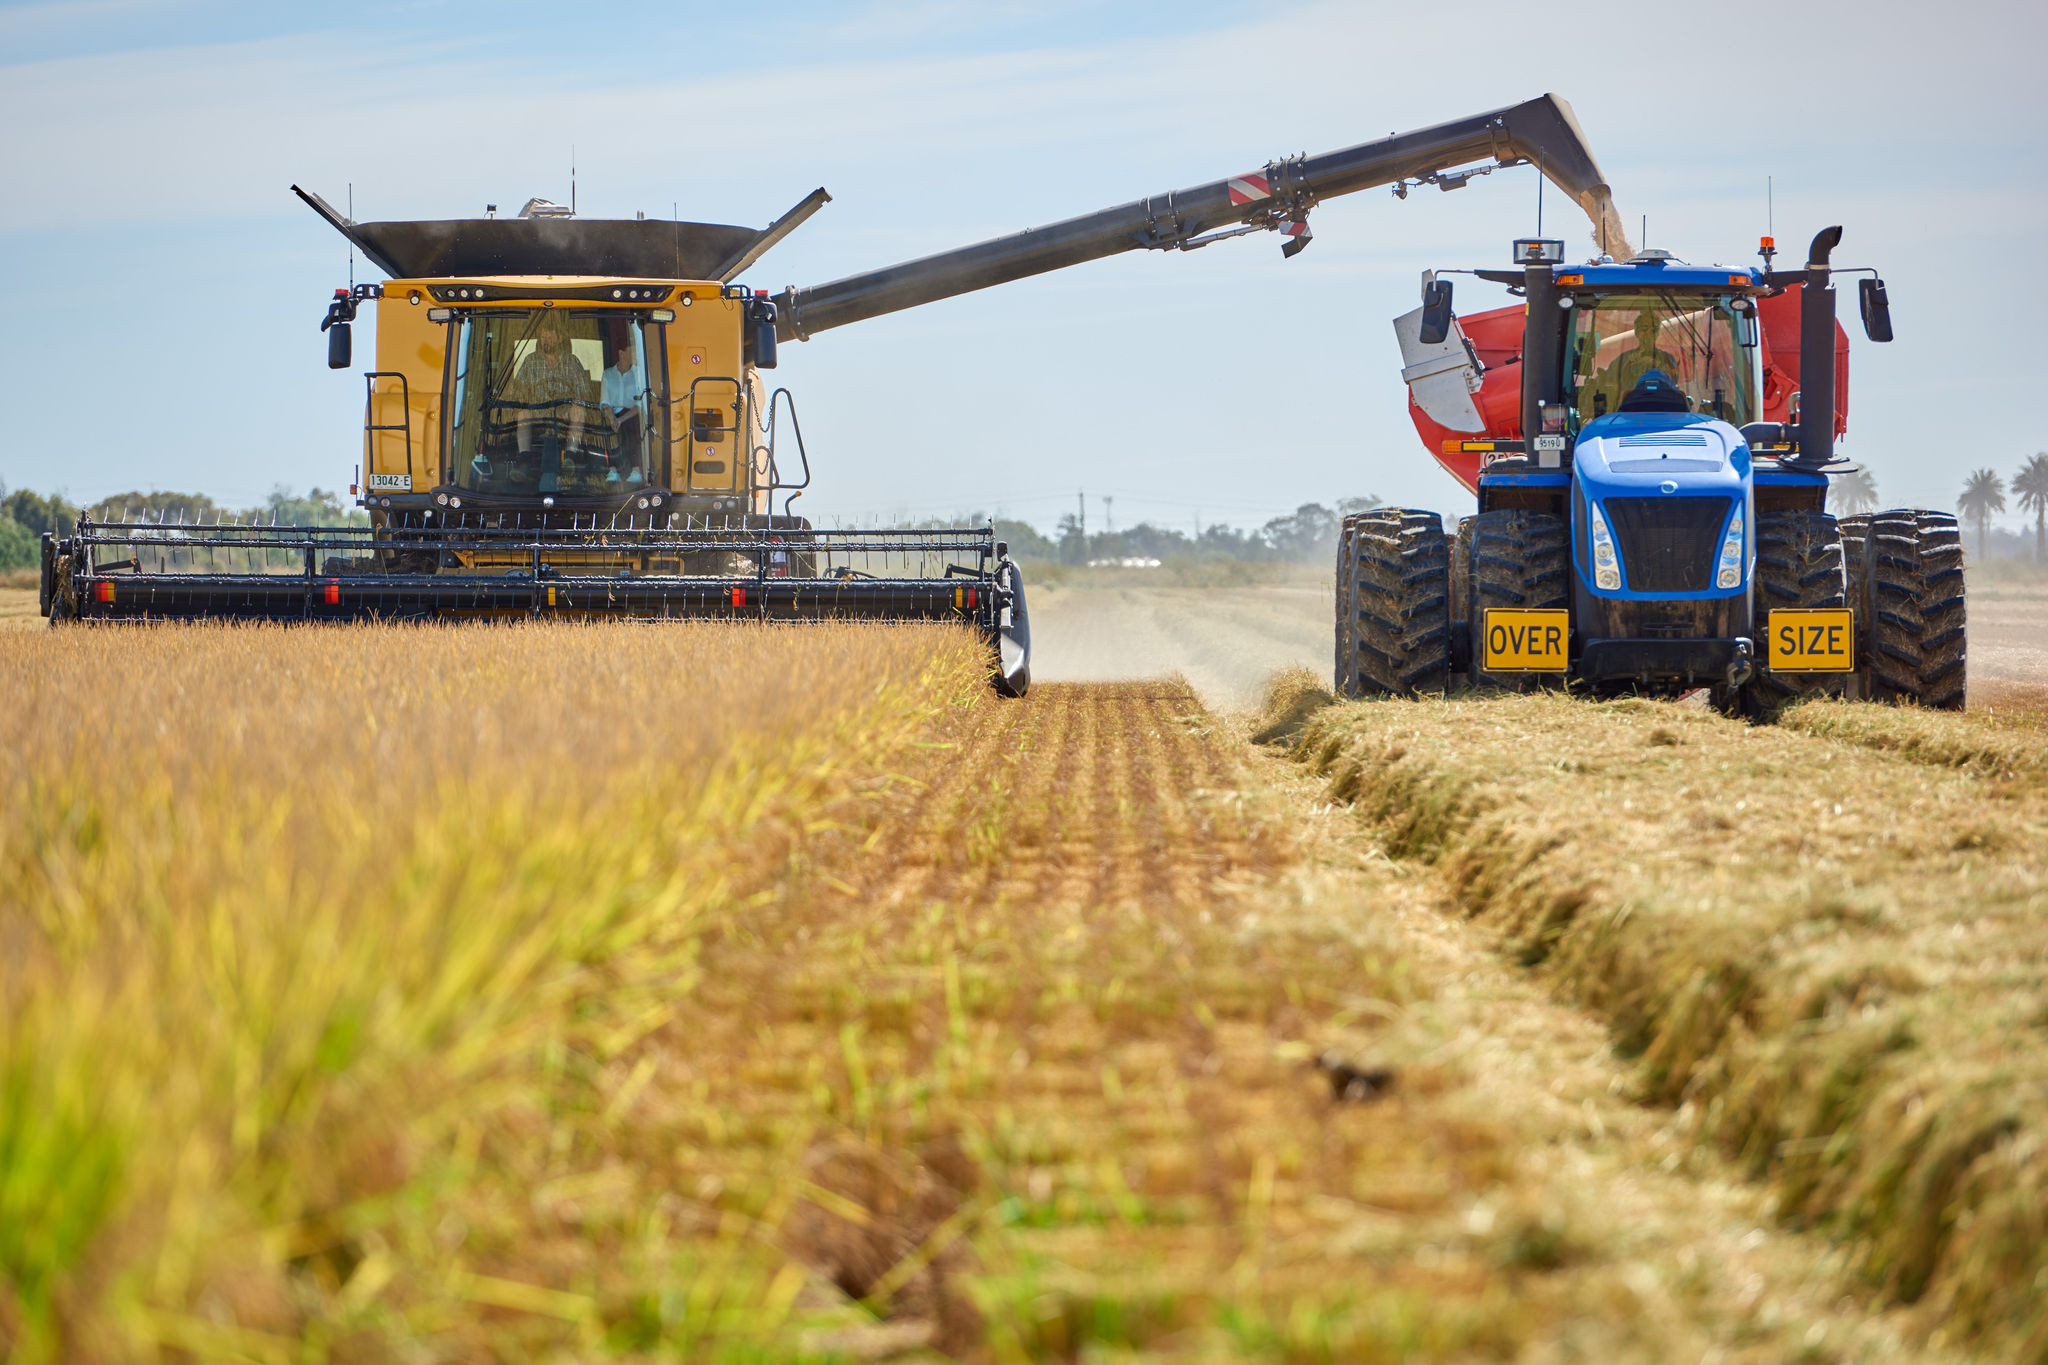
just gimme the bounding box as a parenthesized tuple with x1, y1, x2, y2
(1449, 515, 1475, 680)
(1749, 509, 1848, 714)
(1336, 509, 1449, 698)
(1333, 516, 1357, 693)
(1467, 509, 1568, 691)
(1836, 513, 1873, 700)
(1866, 510, 1966, 709)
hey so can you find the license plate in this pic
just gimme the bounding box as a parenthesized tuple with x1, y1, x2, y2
(1481, 608, 1569, 671)
(368, 472, 411, 491)
(1766, 608, 1854, 672)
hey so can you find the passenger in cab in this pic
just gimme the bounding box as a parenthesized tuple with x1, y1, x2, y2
(601, 322, 646, 483)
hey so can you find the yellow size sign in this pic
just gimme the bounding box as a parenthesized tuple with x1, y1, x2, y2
(1481, 609, 1569, 671)
(1766, 608, 1855, 672)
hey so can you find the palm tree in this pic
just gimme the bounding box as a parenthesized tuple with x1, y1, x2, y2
(2014, 453, 2048, 563)
(1956, 468, 2007, 560)
(1829, 467, 1879, 516)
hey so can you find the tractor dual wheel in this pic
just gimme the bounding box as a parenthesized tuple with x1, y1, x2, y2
(1836, 513, 1872, 700)
(1336, 509, 1449, 698)
(1865, 510, 1966, 710)
(1334, 516, 1357, 693)
(1749, 509, 1849, 714)
(1449, 515, 1475, 679)
(1467, 509, 1568, 691)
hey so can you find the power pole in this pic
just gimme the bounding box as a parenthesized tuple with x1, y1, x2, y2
(1104, 496, 1114, 535)
(1077, 490, 1086, 539)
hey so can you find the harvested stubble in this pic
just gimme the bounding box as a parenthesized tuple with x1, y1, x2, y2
(1292, 691, 2048, 1362)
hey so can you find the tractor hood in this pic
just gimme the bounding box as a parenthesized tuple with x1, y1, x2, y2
(1573, 413, 1750, 602)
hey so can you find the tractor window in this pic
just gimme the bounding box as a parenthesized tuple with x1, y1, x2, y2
(1566, 294, 1755, 428)
(445, 309, 668, 499)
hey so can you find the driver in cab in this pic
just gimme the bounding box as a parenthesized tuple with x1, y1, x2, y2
(1583, 310, 1686, 418)
(512, 322, 594, 456)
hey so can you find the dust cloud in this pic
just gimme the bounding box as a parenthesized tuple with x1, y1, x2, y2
(1025, 573, 2048, 712)
(1026, 574, 1332, 712)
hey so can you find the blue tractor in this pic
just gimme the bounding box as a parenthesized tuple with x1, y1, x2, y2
(1339, 228, 1965, 712)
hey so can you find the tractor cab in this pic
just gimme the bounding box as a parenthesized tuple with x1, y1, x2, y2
(1558, 270, 1761, 430)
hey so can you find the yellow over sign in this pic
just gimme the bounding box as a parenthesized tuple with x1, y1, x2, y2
(1482, 609, 1569, 671)
(1766, 608, 1855, 672)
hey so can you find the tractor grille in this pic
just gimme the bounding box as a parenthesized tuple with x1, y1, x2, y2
(1603, 496, 1731, 593)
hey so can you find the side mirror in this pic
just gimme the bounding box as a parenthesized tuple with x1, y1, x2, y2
(744, 298, 778, 369)
(1859, 277, 1894, 343)
(1418, 279, 1455, 346)
(326, 321, 352, 370)
(1732, 299, 1759, 350)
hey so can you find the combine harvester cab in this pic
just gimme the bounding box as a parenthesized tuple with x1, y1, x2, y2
(1346, 226, 1962, 711)
(41, 189, 1032, 696)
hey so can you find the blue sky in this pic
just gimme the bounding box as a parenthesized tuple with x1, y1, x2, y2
(3, 0, 2044, 534)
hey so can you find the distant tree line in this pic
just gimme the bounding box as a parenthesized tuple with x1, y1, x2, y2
(1955, 453, 2048, 561)
(0, 486, 366, 572)
(980, 498, 1385, 567)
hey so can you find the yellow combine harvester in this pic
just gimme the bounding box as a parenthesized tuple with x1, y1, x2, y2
(44, 186, 1035, 692)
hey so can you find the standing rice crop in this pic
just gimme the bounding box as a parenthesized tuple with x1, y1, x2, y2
(0, 620, 986, 1360)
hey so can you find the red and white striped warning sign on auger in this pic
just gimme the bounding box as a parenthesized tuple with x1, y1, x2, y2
(1226, 172, 1272, 205)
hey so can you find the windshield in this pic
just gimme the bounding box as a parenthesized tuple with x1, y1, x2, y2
(445, 310, 667, 498)
(1566, 293, 1756, 428)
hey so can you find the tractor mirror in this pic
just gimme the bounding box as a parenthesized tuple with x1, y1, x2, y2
(326, 321, 352, 370)
(1418, 279, 1455, 345)
(752, 318, 778, 369)
(1859, 277, 1894, 343)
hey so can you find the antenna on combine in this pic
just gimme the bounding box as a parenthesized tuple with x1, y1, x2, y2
(1534, 148, 1544, 238)
(347, 183, 354, 291)
(571, 146, 577, 215)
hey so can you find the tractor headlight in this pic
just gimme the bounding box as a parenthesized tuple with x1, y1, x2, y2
(435, 493, 448, 506)
(448, 496, 461, 510)
(1587, 500, 1621, 591)
(1716, 508, 1745, 589)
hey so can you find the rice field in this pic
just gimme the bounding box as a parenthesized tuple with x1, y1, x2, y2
(2, 616, 2037, 1362)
